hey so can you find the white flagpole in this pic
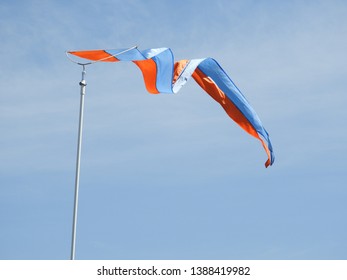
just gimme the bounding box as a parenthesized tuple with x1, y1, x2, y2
(66, 46, 138, 260)
(71, 65, 86, 260)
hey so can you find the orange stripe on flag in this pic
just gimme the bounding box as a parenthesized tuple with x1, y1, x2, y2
(192, 68, 258, 138)
(133, 59, 159, 94)
(68, 50, 119, 62)
(172, 60, 189, 84)
(192, 68, 272, 167)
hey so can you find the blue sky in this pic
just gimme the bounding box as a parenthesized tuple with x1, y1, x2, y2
(0, 0, 346, 260)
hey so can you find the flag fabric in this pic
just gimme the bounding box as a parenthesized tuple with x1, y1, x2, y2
(68, 47, 274, 167)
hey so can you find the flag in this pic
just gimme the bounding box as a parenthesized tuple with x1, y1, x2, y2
(68, 47, 274, 167)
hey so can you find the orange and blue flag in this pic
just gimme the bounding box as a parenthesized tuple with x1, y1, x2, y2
(68, 47, 275, 167)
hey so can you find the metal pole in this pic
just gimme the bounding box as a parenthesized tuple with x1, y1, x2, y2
(66, 46, 137, 260)
(71, 65, 87, 260)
